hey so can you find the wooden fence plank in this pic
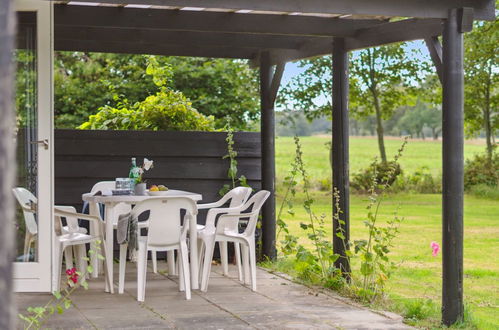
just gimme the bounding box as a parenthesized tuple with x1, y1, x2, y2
(54, 130, 262, 211)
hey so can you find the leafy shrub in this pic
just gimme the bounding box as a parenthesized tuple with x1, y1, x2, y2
(79, 89, 215, 131)
(351, 160, 402, 193)
(78, 106, 138, 130)
(393, 166, 441, 193)
(317, 177, 332, 191)
(467, 183, 499, 200)
(464, 152, 499, 190)
(403, 299, 436, 322)
(139, 89, 215, 131)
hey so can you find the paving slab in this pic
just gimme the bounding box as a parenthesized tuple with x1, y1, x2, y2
(16, 263, 412, 329)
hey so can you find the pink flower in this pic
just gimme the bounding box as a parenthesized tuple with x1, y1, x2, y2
(65, 267, 76, 276)
(70, 275, 78, 284)
(430, 241, 440, 257)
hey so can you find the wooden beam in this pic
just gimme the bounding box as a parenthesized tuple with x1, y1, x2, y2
(345, 18, 443, 50)
(273, 19, 443, 63)
(63, 0, 496, 21)
(54, 4, 386, 37)
(270, 62, 285, 104)
(425, 36, 443, 84)
(55, 39, 257, 59)
(0, 0, 16, 328)
(55, 26, 323, 51)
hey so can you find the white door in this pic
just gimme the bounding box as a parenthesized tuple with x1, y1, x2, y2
(13, 0, 53, 292)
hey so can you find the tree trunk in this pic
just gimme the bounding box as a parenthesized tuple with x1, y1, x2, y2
(372, 94, 387, 163)
(484, 74, 493, 159)
(0, 0, 16, 329)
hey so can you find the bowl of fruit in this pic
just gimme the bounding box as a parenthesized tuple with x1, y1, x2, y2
(147, 185, 169, 196)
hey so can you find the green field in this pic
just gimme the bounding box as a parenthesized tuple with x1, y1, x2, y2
(272, 136, 498, 329)
(276, 136, 485, 180)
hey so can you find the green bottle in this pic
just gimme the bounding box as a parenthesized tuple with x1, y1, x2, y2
(128, 157, 140, 182)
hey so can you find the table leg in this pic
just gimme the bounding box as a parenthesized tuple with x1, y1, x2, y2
(189, 213, 199, 290)
(89, 202, 100, 278)
(104, 204, 115, 293)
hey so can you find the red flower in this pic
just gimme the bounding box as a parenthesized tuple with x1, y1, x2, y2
(70, 275, 78, 284)
(66, 267, 76, 276)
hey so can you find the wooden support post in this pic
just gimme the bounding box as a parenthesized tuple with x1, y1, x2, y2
(0, 0, 16, 328)
(332, 38, 351, 275)
(260, 51, 277, 260)
(442, 8, 464, 326)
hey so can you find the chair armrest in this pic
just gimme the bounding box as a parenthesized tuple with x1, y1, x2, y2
(203, 205, 248, 229)
(54, 205, 76, 213)
(19, 202, 36, 213)
(54, 207, 101, 223)
(198, 191, 235, 210)
(197, 201, 225, 210)
(218, 212, 258, 221)
(216, 212, 259, 234)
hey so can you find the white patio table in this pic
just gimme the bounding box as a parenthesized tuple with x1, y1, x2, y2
(82, 190, 203, 293)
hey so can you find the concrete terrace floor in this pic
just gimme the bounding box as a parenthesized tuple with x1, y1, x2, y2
(16, 263, 411, 329)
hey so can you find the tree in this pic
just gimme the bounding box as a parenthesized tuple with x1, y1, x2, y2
(55, 53, 156, 128)
(396, 100, 441, 139)
(55, 53, 258, 130)
(464, 19, 498, 158)
(280, 43, 425, 163)
(79, 58, 215, 131)
(165, 57, 259, 130)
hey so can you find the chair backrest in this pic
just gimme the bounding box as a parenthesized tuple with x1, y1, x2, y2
(12, 187, 38, 235)
(90, 181, 115, 193)
(89, 181, 131, 223)
(226, 186, 253, 208)
(131, 197, 198, 248)
(204, 186, 252, 230)
(243, 190, 270, 236)
(218, 190, 270, 237)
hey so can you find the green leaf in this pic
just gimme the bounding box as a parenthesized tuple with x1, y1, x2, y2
(64, 299, 72, 309)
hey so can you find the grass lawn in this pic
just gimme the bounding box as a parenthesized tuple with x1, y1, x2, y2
(276, 136, 485, 179)
(271, 136, 497, 329)
(273, 191, 498, 329)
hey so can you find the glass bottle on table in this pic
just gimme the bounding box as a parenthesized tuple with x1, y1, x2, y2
(128, 157, 140, 190)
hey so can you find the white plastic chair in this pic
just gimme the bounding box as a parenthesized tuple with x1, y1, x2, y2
(199, 190, 270, 292)
(87, 181, 135, 277)
(118, 197, 197, 301)
(13, 187, 87, 262)
(197, 187, 252, 281)
(53, 207, 110, 292)
(12, 188, 38, 262)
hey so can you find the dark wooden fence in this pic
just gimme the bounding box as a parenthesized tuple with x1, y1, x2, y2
(54, 129, 262, 213)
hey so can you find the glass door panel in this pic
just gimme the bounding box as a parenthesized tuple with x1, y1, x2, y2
(15, 11, 39, 263)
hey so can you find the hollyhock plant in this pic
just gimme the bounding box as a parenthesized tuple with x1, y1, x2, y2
(430, 241, 440, 257)
(66, 267, 79, 284)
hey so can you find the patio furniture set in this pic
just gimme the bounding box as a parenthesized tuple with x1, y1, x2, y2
(13, 183, 269, 301)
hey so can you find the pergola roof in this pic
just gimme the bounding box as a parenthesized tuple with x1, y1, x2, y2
(52, 0, 494, 64)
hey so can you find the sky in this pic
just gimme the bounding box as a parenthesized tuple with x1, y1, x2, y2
(277, 40, 433, 110)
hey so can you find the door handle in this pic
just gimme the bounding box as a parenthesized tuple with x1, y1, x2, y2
(30, 139, 49, 150)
